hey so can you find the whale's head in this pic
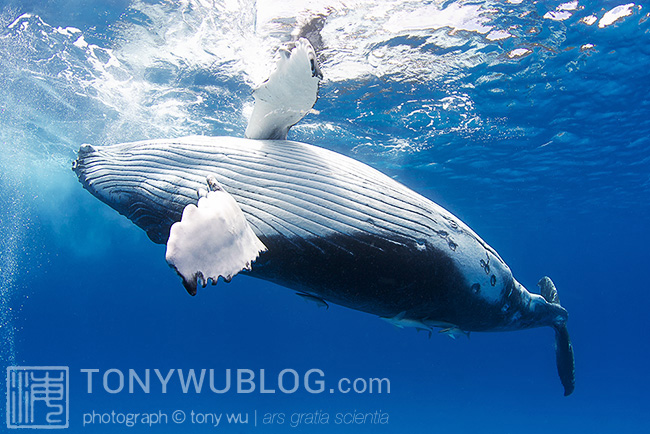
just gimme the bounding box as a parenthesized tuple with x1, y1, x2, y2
(72, 142, 193, 244)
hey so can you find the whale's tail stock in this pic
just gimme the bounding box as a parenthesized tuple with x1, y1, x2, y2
(538, 276, 575, 396)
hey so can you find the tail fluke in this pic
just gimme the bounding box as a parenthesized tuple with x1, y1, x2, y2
(553, 322, 575, 396)
(538, 276, 575, 396)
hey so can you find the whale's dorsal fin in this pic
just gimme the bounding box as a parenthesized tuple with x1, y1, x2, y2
(165, 176, 267, 296)
(245, 38, 322, 140)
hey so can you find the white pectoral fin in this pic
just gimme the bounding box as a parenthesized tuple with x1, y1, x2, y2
(245, 38, 322, 140)
(165, 176, 267, 296)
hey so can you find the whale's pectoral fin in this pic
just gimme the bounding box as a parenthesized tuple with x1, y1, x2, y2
(538, 276, 575, 396)
(245, 38, 322, 140)
(165, 176, 267, 296)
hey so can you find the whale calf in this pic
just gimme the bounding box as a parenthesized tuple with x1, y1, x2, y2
(72, 39, 575, 395)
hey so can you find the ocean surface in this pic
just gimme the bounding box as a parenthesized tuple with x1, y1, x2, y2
(1, 0, 649, 432)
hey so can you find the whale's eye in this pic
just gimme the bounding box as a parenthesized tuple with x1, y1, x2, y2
(471, 283, 481, 294)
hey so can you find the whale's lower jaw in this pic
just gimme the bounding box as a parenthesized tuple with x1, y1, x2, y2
(72, 136, 495, 252)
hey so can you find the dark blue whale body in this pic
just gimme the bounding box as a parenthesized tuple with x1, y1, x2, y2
(73, 135, 575, 395)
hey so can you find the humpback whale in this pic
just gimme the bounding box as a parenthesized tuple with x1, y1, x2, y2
(72, 38, 575, 396)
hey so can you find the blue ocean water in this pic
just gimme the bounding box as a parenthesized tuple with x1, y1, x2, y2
(1, 0, 649, 433)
